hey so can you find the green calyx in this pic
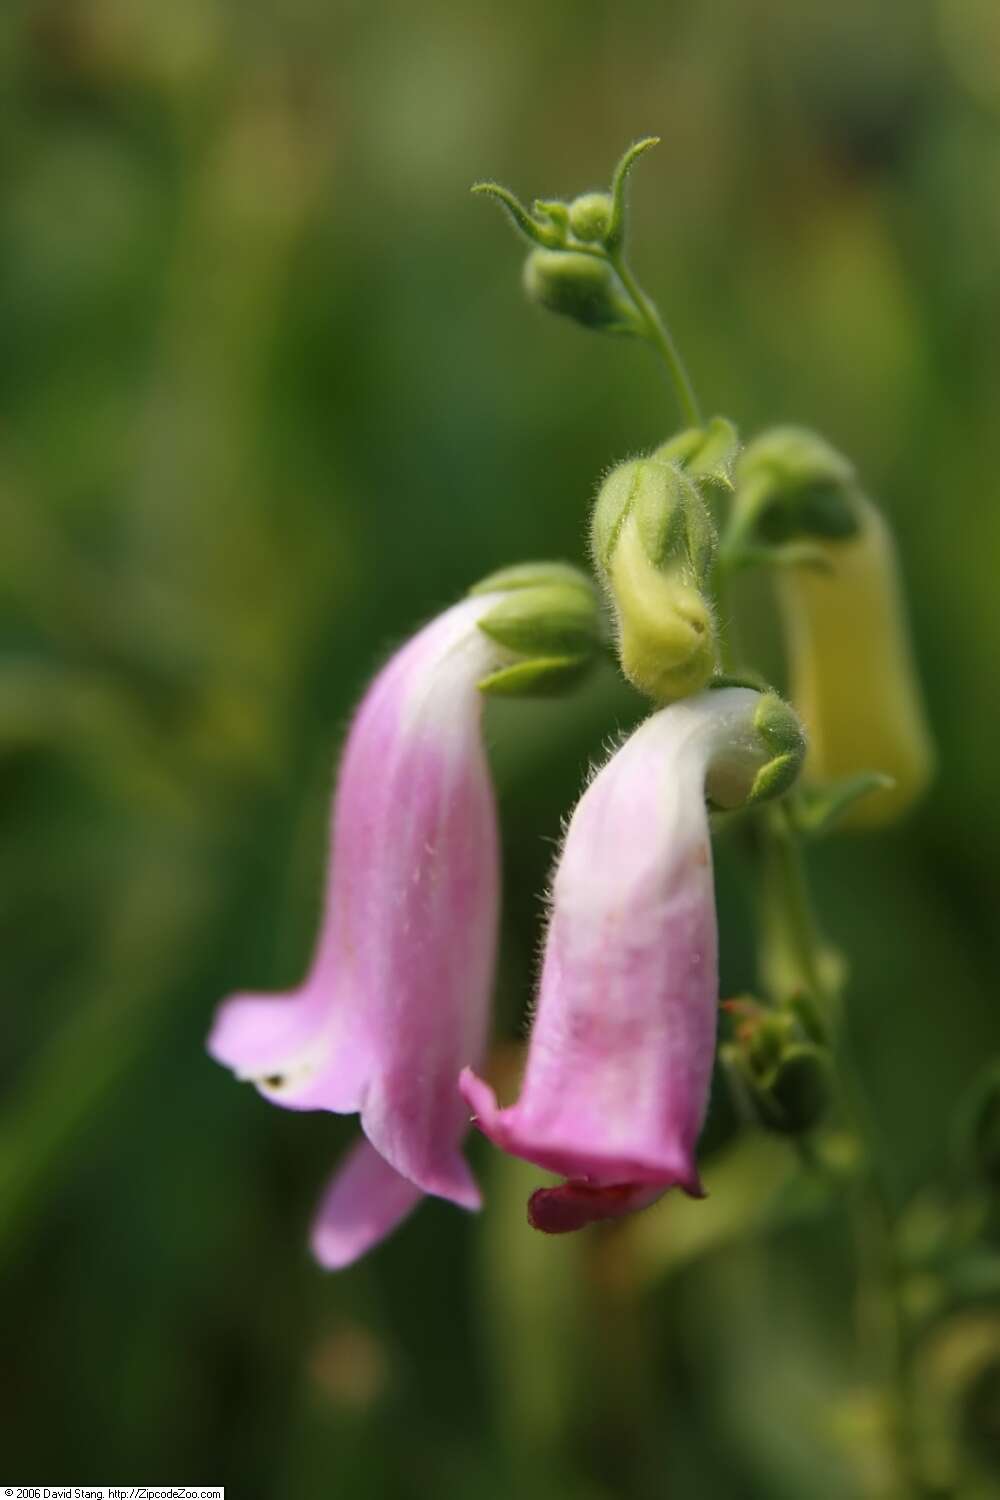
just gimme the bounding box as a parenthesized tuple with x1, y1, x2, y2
(523, 250, 640, 334)
(468, 561, 593, 596)
(592, 457, 716, 582)
(654, 415, 740, 498)
(703, 689, 806, 812)
(746, 694, 808, 806)
(478, 581, 599, 656)
(730, 426, 862, 557)
(470, 562, 603, 698)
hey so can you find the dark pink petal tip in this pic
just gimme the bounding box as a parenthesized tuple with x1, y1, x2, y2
(527, 1168, 705, 1234)
(527, 1180, 659, 1234)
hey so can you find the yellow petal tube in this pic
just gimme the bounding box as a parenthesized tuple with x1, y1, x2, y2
(608, 513, 718, 703)
(777, 494, 934, 828)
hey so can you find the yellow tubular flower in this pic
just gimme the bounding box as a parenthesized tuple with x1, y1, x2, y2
(778, 493, 934, 829)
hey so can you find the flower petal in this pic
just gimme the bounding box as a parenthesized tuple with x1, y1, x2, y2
(207, 985, 369, 1113)
(465, 688, 778, 1228)
(528, 1180, 670, 1234)
(310, 1138, 425, 1270)
(209, 595, 506, 1201)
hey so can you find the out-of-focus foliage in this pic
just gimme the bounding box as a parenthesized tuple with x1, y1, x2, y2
(1, 0, 998, 1494)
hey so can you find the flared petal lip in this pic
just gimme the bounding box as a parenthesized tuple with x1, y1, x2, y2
(527, 1179, 668, 1233)
(360, 1111, 483, 1212)
(459, 1068, 705, 1197)
(309, 1138, 425, 1271)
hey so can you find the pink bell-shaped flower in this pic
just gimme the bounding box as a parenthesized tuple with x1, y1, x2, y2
(209, 595, 506, 1253)
(208, 565, 601, 1267)
(461, 686, 804, 1232)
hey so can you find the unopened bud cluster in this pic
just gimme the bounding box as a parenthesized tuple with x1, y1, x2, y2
(474, 138, 661, 337)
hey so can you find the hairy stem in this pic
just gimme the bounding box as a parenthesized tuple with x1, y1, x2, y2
(611, 253, 702, 428)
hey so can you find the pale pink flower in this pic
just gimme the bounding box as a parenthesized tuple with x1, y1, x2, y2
(209, 595, 508, 1263)
(461, 686, 776, 1232)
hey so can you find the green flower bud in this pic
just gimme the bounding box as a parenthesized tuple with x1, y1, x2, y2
(761, 1044, 834, 1134)
(722, 1002, 832, 1135)
(703, 689, 806, 810)
(567, 191, 613, 243)
(747, 693, 808, 805)
(591, 457, 718, 703)
(735, 426, 860, 546)
(523, 249, 640, 334)
(532, 198, 571, 242)
(470, 561, 603, 697)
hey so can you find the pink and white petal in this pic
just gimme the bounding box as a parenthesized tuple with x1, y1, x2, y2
(207, 986, 370, 1114)
(310, 1138, 425, 1271)
(464, 689, 773, 1230)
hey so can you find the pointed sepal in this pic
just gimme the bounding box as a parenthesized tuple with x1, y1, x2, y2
(793, 772, 896, 838)
(470, 562, 602, 698)
(471, 181, 565, 247)
(745, 694, 808, 806)
(654, 416, 740, 497)
(606, 136, 660, 252)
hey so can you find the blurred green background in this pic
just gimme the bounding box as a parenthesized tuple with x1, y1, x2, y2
(2, 0, 999, 1494)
